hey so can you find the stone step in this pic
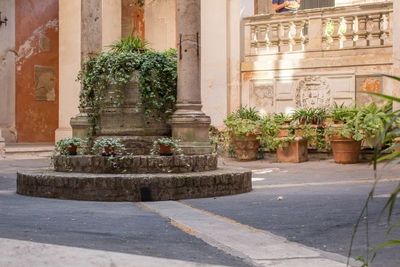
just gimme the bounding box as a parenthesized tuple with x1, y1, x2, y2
(3, 143, 54, 159)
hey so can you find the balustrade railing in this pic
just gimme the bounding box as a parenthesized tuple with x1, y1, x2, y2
(244, 2, 392, 56)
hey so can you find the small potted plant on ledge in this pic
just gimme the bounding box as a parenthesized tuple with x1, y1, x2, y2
(151, 137, 182, 156)
(224, 106, 262, 161)
(54, 137, 83, 156)
(92, 137, 126, 157)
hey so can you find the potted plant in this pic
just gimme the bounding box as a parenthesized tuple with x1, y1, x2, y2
(92, 137, 126, 157)
(292, 107, 327, 125)
(54, 137, 82, 156)
(224, 106, 262, 161)
(329, 103, 356, 124)
(274, 113, 292, 137)
(150, 137, 182, 156)
(274, 123, 309, 163)
(326, 102, 391, 164)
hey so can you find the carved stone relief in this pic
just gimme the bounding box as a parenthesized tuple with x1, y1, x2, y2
(295, 76, 332, 108)
(34, 66, 55, 101)
(250, 80, 274, 113)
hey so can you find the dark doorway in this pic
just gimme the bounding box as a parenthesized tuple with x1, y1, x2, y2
(300, 0, 335, 10)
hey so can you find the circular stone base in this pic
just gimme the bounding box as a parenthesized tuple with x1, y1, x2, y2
(52, 154, 218, 174)
(17, 168, 252, 201)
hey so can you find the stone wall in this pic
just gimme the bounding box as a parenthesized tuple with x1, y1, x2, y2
(241, 2, 394, 114)
(53, 154, 218, 174)
(17, 168, 252, 201)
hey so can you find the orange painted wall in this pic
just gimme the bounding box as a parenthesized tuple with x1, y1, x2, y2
(122, 0, 145, 38)
(15, 0, 59, 143)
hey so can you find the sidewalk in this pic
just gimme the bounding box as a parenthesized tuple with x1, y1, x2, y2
(1, 143, 53, 159)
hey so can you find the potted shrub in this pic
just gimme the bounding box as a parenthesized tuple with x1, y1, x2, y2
(292, 107, 328, 150)
(274, 123, 309, 163)
(224, 106, 262, 161)
(54, 137, 82, 156)
(326, 102, 391, 164)
(150, 137, 182, 156)
(92, 137, 126, 157)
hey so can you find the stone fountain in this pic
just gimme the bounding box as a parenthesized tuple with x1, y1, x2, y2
(16, 0, 252, 201)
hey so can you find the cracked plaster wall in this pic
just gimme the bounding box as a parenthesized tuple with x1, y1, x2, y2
(15, 0, 59, 142)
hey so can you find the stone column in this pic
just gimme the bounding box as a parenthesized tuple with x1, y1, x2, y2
(0, 0, 16, 143)
(67, 0, 121, 140)
(69, 0, 103, 139)
(307, 11, 323, 51)
(170, 0, 212, 155)
(56, 0, 82, 141)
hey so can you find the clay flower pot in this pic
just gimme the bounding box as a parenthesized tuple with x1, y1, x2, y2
(232, 134, 260, 161)
(65, 145, 77, 156)
(103, 146, 116, 157)
(159, 144, 172, 156)
(276, 137, 308, 163)
(330, 135, 361, 164)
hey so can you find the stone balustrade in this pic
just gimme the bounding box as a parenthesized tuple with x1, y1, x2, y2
(244, 2, 392, 56)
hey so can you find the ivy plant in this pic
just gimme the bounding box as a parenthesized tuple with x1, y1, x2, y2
(77, 38, 177, 141)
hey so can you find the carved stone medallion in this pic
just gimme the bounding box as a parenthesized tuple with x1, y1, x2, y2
(295, 76, 331, 108)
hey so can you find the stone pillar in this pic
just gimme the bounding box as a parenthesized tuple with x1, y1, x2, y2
(0, 0, 16, 143)
(69, 0, 103, 140)
(68, 0, 121, 140)
(307, 12, 323, 51)
(56, 0, 82, 141)
(170, 0, 212, 155)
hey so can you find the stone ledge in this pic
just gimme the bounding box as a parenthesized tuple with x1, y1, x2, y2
(53, 154, 218, 174)
(17, 168, 252, 201)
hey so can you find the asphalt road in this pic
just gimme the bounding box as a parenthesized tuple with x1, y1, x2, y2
(1, 158, 400, 266)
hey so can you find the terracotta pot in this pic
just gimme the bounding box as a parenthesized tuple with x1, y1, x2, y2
(159, 144, 172, 156)
(65, 145, 77, 155)
(232, 134, 260, 161)
(103, 146, 116, 156)
(278, 125, 291, 137)
(276, 137, 308, 163)
(330, 135, 361, 164)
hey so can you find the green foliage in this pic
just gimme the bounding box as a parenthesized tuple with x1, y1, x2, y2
(343, 102, 392, 142)
(224, 107, 262, 138)
(137, 49, 177, 119)
(325, 102, 392, 144)
(326, 20, 335, 35)
(150, 137, 182, 155)
(347, 76, 400, 267)
(291, 107, 327, 125)
(108, 34, 149, 54)
(54, 137, 82, 156)
(92, 137, 126, 156)
(77, 44, 177, 139)
(259, 115, 279, 151)
(329, 102, 356, 122)
(273, 112, 292, 124)
(233, 106, 261, 121)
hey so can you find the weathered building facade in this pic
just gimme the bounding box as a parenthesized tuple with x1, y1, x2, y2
(0, 0, 398, 145)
